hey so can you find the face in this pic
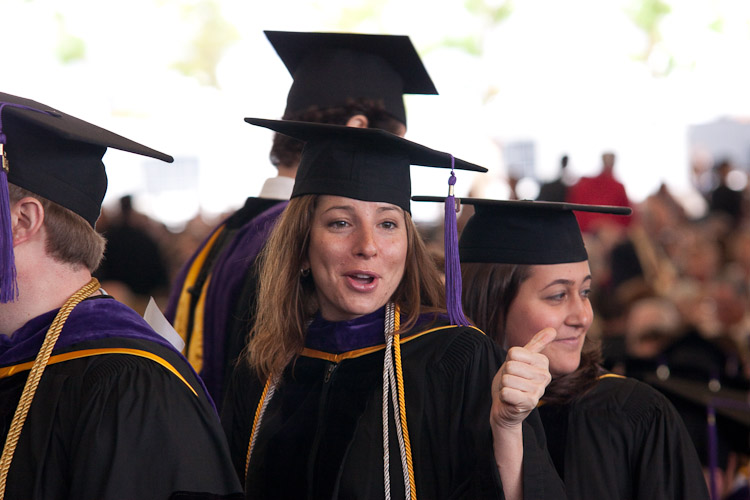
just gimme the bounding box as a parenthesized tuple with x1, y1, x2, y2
(504, 261, 593, 377)
(304, 195, 408, 322)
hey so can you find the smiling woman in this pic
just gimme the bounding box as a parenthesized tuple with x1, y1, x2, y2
(220, 120, 566, 499)
(305, 197, 408, 322)
(457, 198, 710, 500)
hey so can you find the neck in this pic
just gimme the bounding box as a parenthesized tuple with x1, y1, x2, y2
(0, 258, 93, 336)
(276, 163, 298, 179)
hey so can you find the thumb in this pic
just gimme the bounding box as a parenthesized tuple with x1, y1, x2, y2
(523, 327, 556, 353)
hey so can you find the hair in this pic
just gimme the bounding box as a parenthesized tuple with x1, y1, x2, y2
(247, 194, 445, 381)
(461, 262, 601, 405)
(8, 183, 106, 272)
(269, 98, 406, 168)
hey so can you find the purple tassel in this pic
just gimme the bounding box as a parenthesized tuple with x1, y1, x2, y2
(0, 102, 54, 303)
(0, 143, 17, 303)
(444, 156, 468, 326)
(706, 404, 718, 500)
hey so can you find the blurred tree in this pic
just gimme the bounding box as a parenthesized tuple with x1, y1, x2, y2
(626, 0, 672, 76)
(171, 0, 239, 87)
(55, 12, 86, 64)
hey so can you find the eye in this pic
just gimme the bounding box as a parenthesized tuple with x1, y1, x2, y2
(581, 288, 592, 299)
(327, 220, 350, 230)
(380, 220, 398, 230)
(545, 291, 567, 302)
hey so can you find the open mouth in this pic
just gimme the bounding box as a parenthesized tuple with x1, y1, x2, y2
(348, 273, 376, 284)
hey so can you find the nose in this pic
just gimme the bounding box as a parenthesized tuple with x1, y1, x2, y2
(567, 294, 593, 330)
(353, 226, 377, 258)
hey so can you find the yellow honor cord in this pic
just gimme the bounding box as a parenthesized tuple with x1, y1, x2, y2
(393, 308, 417, 500)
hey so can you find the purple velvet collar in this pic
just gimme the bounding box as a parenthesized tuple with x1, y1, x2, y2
(0, 297, 177, 367)
(304, 307, 449, 354)
(305, 308, 387, 354)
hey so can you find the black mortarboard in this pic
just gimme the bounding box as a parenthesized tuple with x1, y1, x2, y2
(411, 198, 630, 265)
(265, 31, 438, 126)
(244, 118, 486, 213)
(0, 92, 173, 302)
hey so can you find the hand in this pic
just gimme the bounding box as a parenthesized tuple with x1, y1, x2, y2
(490, 328, 555, 430)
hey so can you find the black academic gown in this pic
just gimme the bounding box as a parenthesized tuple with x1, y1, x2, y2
(538, 374, 709, 500)
(164, 197, 285, 402)
(222, 317, 565, 500)
(0, 297, 242, 500)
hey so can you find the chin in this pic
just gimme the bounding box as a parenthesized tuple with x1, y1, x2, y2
(550, 358, 582, 378)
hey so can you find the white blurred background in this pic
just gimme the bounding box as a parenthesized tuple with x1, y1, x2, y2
(4, 0, 750, 228)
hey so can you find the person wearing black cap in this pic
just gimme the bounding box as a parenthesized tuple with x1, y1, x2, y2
(164, 30, 439, 404)
(453, 198, 709, 499)
(221, 120, 566, 499)
(0, 93, 242, 499)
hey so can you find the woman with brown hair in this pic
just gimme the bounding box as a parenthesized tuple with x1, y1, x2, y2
(221, 121, 565, 499)
(456, 198, 709, 499)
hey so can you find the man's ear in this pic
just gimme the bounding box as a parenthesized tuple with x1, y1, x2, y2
(12, 197, 45, 246)
(345, 114, 369, 129)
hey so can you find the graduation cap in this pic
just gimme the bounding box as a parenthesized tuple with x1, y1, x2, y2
(245, 118, 486, 212)
(246, 118, 487, 326)
(265, 31, 438, 126)
(412, 197, 631, 265)
(0, 92, 173, 303)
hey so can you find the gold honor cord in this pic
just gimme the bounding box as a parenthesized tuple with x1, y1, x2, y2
(392, 309, 416, 500)
(0, 277, 100, 499)
(245, 376, 275, 480)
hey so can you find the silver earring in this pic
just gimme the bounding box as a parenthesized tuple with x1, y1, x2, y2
(300, 267, 310, 278)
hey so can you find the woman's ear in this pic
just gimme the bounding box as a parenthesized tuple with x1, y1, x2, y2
(12, 197, 45, 246)
(345, 114, 369, 129)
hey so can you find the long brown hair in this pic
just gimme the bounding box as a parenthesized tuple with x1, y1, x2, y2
(461, 262, 601, 405)
(247, 195, 445, 381)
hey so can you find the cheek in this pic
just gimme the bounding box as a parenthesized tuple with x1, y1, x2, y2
(308, 233, 341, 271)
(505, 301, 567, 348)
(504, 303, 542, 349)
(383, 236, 407, 277)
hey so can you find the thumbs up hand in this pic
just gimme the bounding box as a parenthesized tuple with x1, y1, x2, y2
(490, 327, 555, 430)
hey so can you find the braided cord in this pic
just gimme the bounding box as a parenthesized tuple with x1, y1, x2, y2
(392, 307, 416, 500)
(383, 320, 393, 500)
(382, 304, 416, 499)
(0, 277, 100, 498)
(387, 335, 409, 497)
(245, 376, 276, 481)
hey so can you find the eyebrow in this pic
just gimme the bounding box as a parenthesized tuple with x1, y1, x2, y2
(541, 275, 592, 290)
(322, 204, 402, 215)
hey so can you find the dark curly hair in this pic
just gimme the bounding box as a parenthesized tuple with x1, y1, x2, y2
(269, 98, 405, 168)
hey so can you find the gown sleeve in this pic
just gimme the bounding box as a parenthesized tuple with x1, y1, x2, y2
(629, 386, 710, 499)
(220, 356, 262, 484)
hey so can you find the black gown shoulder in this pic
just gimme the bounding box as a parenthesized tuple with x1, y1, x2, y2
(539, 374, 709, 500)
(0, 336, 242, 500)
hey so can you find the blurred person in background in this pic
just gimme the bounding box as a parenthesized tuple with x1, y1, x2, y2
(708, 158, 746, 228)
(95, 194, 170, 315)
(536, 154, 571, 203)
(566, 151, 633, 234)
